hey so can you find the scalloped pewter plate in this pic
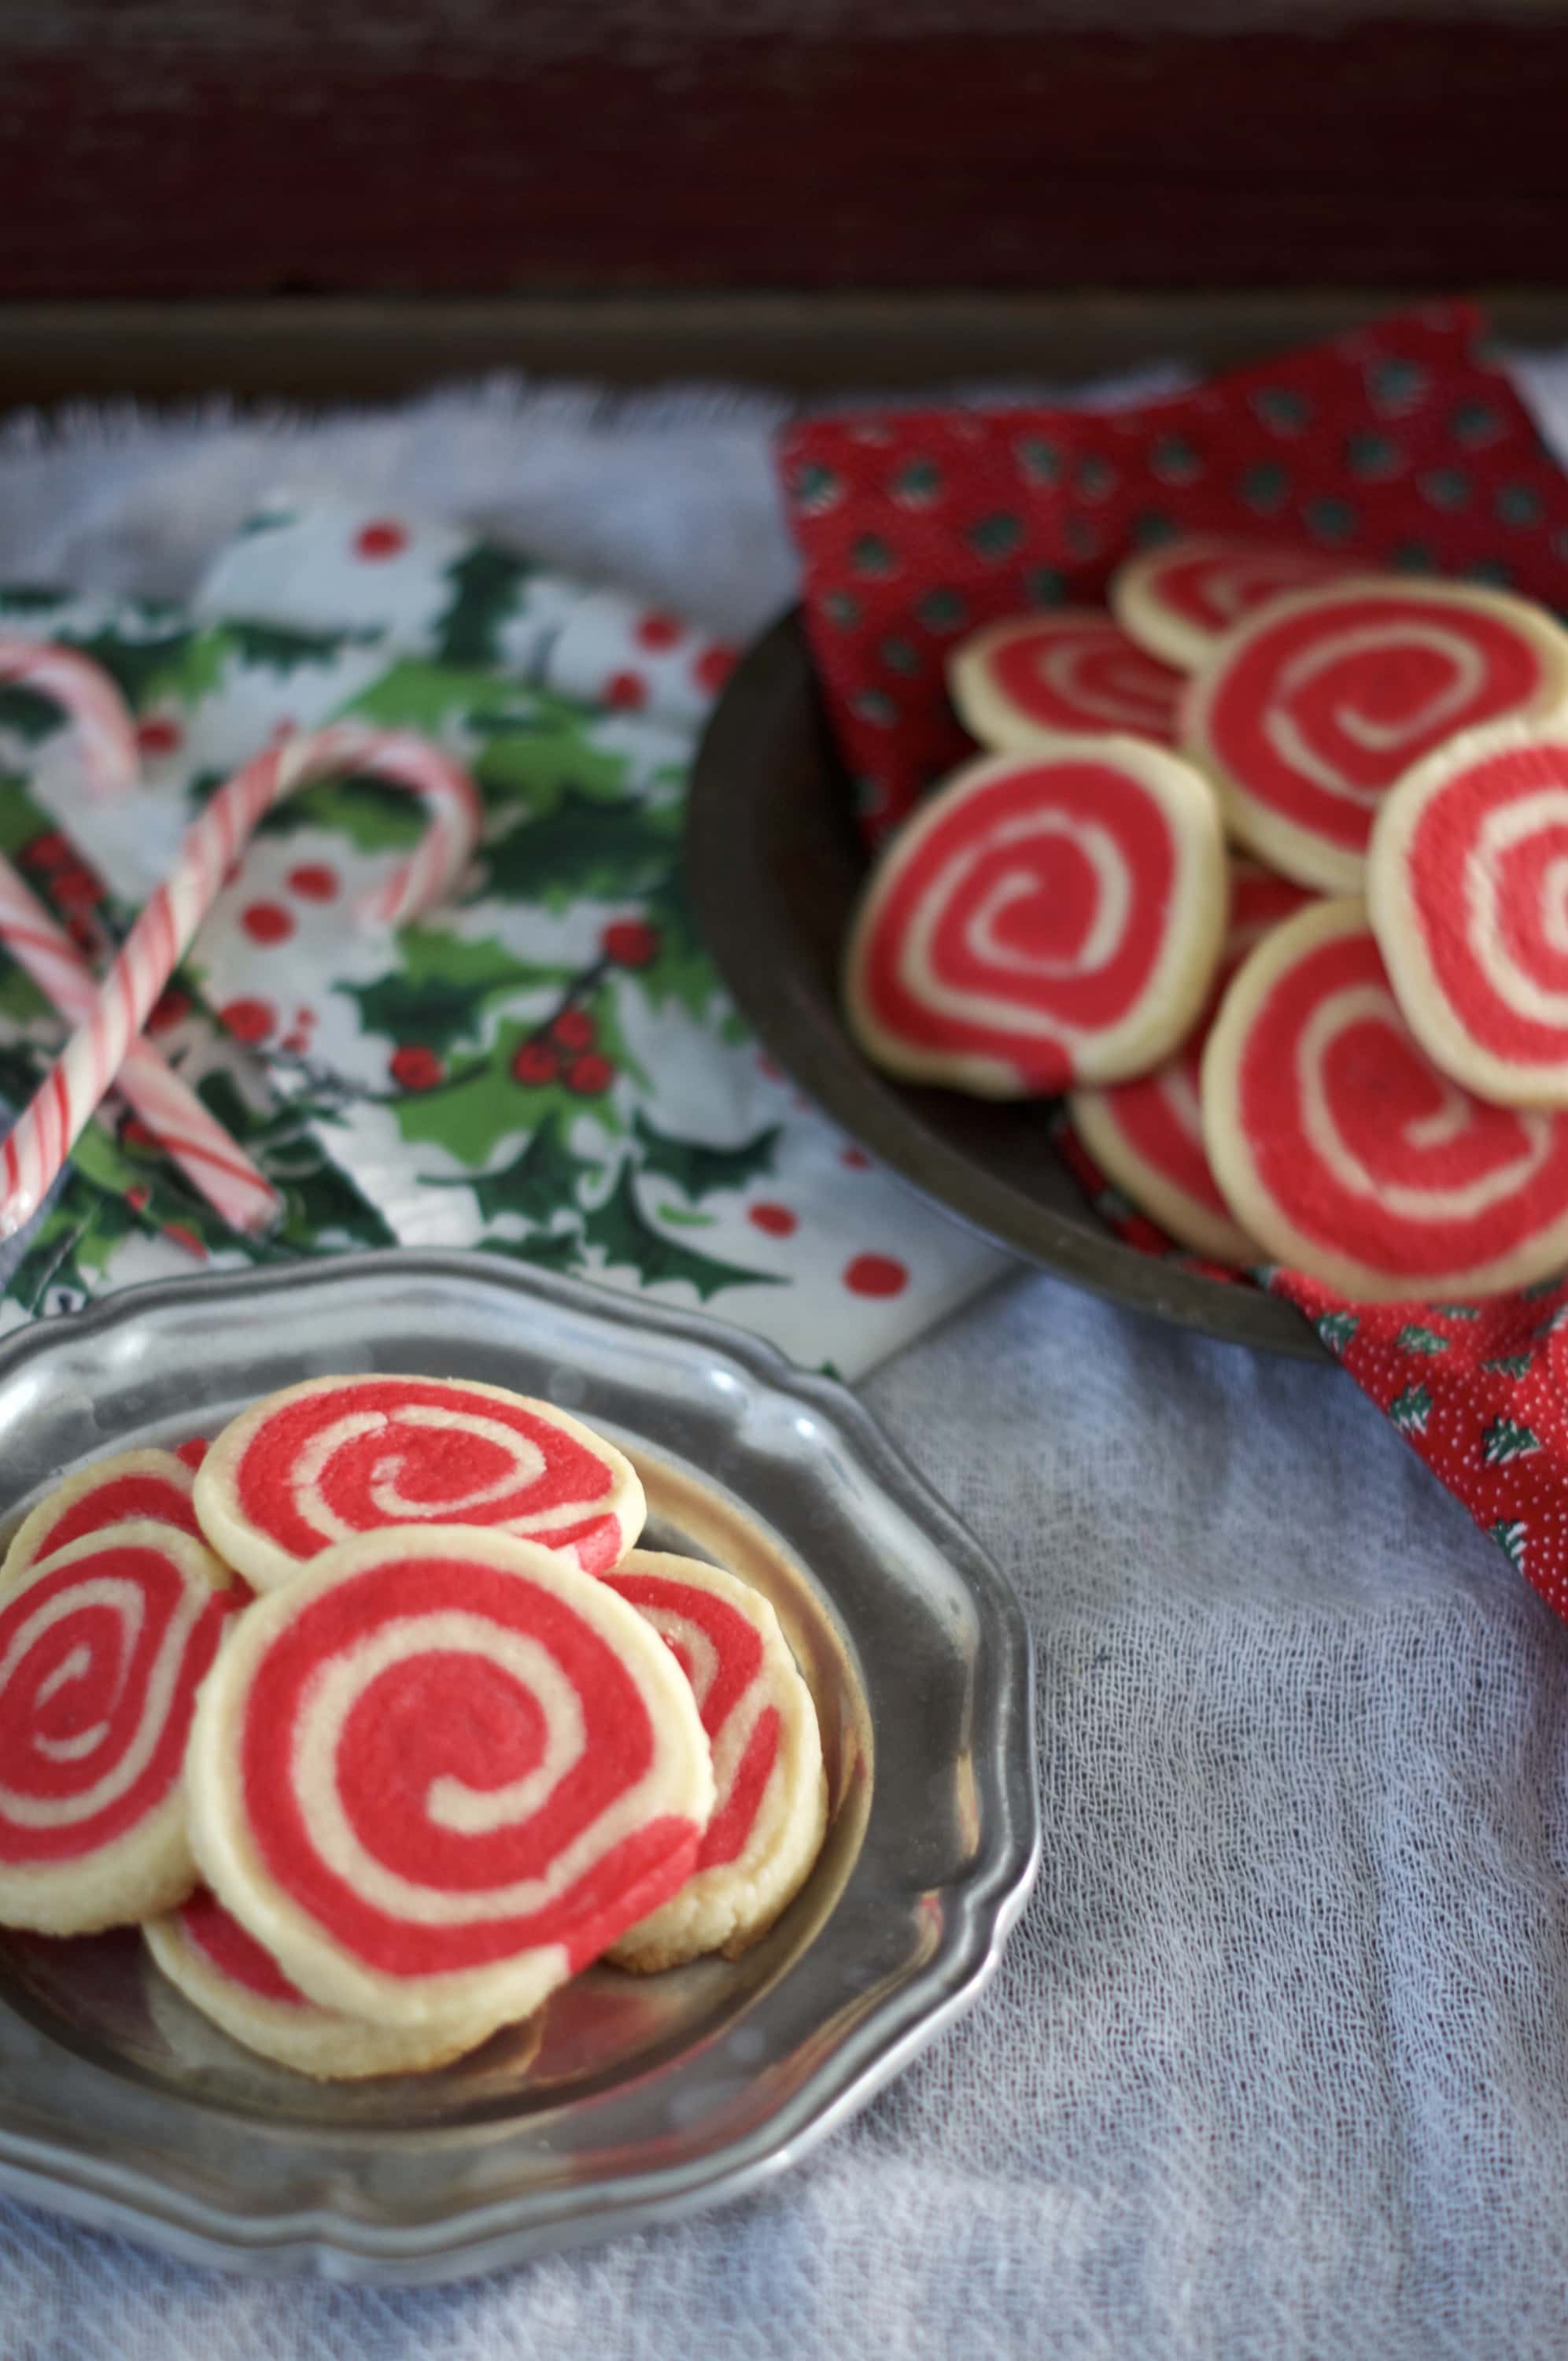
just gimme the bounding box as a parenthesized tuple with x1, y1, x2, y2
(0, 1251, 1037, 2283)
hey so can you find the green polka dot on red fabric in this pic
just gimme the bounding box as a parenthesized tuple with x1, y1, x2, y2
(917, 587, 967, 630)
(968, 513, 1024, 560)
(1239, 461, 1289, 514)
(1250, 386, 1313, 434)
(890, 458, 942, 508)
(1013, 437, 1063, 486)
(1420, 467, 1471, 511)
(1151, 436, 1203, 486)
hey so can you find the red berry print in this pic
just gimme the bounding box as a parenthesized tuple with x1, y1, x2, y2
(551, 1007, 596, 1052)
(220, 996, 275, 1044)
(280, 1031, 310, 1055)
(635, 612, 684, 652)
(511, 1040, 559, 1086)
(175, 1437, 208, 1470)
(748, 1202, 798, 1237)
(601, 918, 659, 968)
(605, 671, 648, 711)
(693, 643, 738, 696)
(120, 1117, 157, 1151)
(27, 831, 71, 872)
(841, 1146, 873, 1170)
(355, 520, 408, 560)
(65, 915, 98, 955)
(135, 715, 182, 756)
(844, 1253, 908, 1298)
(162, 1223, 206, 1260)
(389, 1044, 443, 1091)
(50, 866, 101, 911)
(286, 863, 340, 903)
(294, 1005, 317, 1030)
(566, 1053, 614, 1096)
(148, 988, 190, 1033)
(127, 1184, 150, 1214)
(242, 901, 294, 946)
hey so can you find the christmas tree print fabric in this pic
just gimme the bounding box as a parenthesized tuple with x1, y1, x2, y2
(0, 498, 1009, 1374)
(776, 303, 1568, 1620)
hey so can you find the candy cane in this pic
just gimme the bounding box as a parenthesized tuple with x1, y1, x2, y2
(0, 854, 280, 1235)
(0, 636, 138, 796)
(0, 727, 482, 1240)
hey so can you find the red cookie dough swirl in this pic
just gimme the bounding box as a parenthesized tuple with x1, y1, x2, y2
(600, 1551, 828, 1972)
(194, 1375, 644, 1592)
(1110, 535, 1346, 672)
(0, 1521, 236, 1933)
(1068, 862, 1316, 1263)
(186, 1527, 714, 2030)
(3, 1449, 200, 1588)
(1369, 722, 1568, 1108)
(142, 1889, 537, 2079)
(948, 611, 1183, 751)
(1183, 579, 1568, 893)
(843, 741, 1228, 1096)
(1201, 896, 1568, 1298)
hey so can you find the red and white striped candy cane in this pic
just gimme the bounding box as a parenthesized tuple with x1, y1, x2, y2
(0, 855, 281, 1235)
(0, 727, 482, 1240)
(0, 636, 138, 796)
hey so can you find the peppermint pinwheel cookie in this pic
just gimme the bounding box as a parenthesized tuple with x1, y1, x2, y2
(1068, 861, 1315, 1263)
(1110, 535, 1345, 672)
(843, 740, 1228, 1097)
(1201, 896, 1568, 1299)
(186, 1527, 714, 2032)
(600, 1551, 828, 1972)
(2, 1448, 201, 1587)
(194, 1373, 644, 1592)
(948, 611, 1182, 751)
(1369, 722, 1568, 1107)
(1182, 578, 1568, 893)
(143, 1889, 537, 2080)
(0, 1521, 238, 1934)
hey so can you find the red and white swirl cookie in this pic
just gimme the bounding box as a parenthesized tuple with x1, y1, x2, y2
(3, 1449, 201, 1588)
(0, 1521, 237, 1933)
(1111, 536, 1346, 672)
(1183, 579, 1568, 893)
(143, 1888, 532, 2079)
(186, 1526, 714, 2030)
(1068, 861, 1316, 1262)
(194, 1374, 644, 1593)
(599, 1551, 828, 1972)
(843, 741, 1228, 1096)
(948, 611, 1183, 751)
(1369, 722, 1568, 1108)
(1201, 896, 1568, 1298)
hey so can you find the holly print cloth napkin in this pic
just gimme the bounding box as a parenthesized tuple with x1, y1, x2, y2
(0, 498, 1009, 1375)
(775, 304, 1568, 1627)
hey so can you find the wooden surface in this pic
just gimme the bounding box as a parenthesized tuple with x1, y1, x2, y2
(2, 8, 1567, 298)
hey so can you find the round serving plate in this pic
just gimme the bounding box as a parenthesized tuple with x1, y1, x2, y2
(0, 1252, 1036, 2282)
(686, 608, 1324, 1361)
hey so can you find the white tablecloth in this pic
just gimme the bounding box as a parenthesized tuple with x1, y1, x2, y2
(3, 355, 1568, 2360)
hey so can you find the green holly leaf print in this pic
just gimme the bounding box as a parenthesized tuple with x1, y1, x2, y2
(583, 1162, 780, 1301)
(441, 1118, 596, 1225)
(0, 586, 71, 618)
(499, 1225, 583, 1273)
(345, 927, 567, 1056)
(432, 547, 533, 668)
(1492, 1519, 1527, 1576)
(622, 864, 722, 1020)
(1430, 1302, 1481, 1320)
(61, 622, 200, 713)
(632, 1108, 781, 1202)
(1481, 1352, 1534, 1379)
(467, 709, 629, 818)
(227, 619, 375, 675)
(1396, 1324, 1449, 1355)
(1389, 1384, 1432, 1435)
(482, 790, 676, 910)
(1317, 1310, 1360, 1354)
(1481, 1417, 1541, 1465)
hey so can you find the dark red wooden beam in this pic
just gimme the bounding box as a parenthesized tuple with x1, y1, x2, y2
(2, 13, 1565, 297)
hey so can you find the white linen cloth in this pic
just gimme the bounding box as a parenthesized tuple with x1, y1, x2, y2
(2, 350, 1568, 2359)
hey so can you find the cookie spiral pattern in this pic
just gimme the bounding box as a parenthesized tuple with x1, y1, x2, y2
(1370, 723, 1568, 1108)
(1184, 580, 1568, 892)
(194, 1374, 644, 1591)
(1201, 897, 1568, 1299)
(1111, 535, 1345, 671)
(844, 742, 1228, 1096)
(0, 1521, 234, 1931)
(1068, 862, 1315, 1263)
(186, 1528, 714, 2027)
(949, 611, 1182, 751)
(3, 1449, 200, 1587)
(601, 1550, 828, 1971)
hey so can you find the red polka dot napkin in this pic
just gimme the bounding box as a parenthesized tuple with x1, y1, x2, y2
(777, 306, 1568, 1619)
